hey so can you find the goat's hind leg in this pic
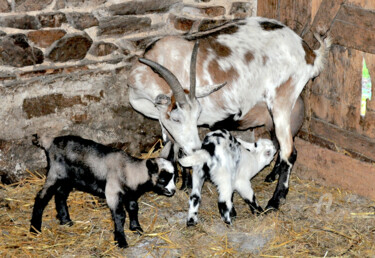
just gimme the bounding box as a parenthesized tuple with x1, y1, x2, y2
(187, 166, 205, 226)
(236, 181, 263, 215)
(30, 177, 59, 233)
(215, 171, 234, 224)
(55, 183, 73, 226)
(107, 193, 128, 248)
(264, 152, 280, 183)
(266, 103, 296, 211)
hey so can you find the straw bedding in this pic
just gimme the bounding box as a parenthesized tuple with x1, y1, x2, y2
(1, 143, 375, 257)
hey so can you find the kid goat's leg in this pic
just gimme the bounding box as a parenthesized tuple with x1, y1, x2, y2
(106, 185, 128, 248)
(235, 181, 263, 215)
(215, 170, 234, 225)
(187, 166, 205, 226)
(55, 183, 73, 226)
(30, 175, 59, 233)
(124, 197, 142, 233)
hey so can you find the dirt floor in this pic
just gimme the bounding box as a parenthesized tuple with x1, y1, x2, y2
(1, 162, 375, 257)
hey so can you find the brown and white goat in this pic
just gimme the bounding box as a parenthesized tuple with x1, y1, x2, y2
(128, 17, 331, 210)
(30, 134, 176, 248)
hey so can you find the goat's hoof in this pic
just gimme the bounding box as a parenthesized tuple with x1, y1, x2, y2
(116, 241, 129, 249)
(130, 227, 143, 235)
(252, 208, 264, 216)
(30, 226, 41, 234)
(186, 218, 197, 227)
(60, 220, 73, 226)
(264, 174, 277, 183)
(264, 204, 279, 214)
(223, 219, 232, 225)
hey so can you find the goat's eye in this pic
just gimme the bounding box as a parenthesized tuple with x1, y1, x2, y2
(159, 178, 166, 184)
(171, 116, 180, 123)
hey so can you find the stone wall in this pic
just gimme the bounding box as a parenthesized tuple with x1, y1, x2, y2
(0, 0, 256, 182)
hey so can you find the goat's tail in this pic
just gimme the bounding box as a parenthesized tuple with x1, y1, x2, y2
(32, 134, 53, 150)
(178, 150, 210, 168)
(312, 33, 332, 77)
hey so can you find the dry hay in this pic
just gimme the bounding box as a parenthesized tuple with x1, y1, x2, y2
(1, 143, 375, 257)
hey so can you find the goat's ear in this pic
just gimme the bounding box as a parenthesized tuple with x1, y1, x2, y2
(155, 94, 171, 106)
(159, 141, 172, 159)
(196, 82, 227, 98)
(178, 150, 208, 167)
(146, 159, 159, 176)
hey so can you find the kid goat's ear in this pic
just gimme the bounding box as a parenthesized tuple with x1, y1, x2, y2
(146, 159, 159, 176)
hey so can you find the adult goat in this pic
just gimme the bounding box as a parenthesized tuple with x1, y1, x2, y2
(128, 17, 330, 210)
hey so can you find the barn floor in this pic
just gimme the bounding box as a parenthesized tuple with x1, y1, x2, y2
(1, 163, 375, 257)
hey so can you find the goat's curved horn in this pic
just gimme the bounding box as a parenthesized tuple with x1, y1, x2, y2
(139, 58, 187, 105)
(189, 40, 199, 100)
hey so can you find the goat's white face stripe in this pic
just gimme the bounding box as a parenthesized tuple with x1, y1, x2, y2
(165, 176, 176, 193)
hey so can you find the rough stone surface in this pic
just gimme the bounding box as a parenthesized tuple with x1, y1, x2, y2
(182, 5, 226, 17)
(64, 0, 106, 8)
(53, 0, 65, 9)
(27, 29, 66, 48)
(0, 139, 45, 184)
(23, 94, 86, 119)
(15, 0, 53, 12)
(198, 19, 230, 31)
(98, 16, 152, 36)
(0, 69, 162, 182)
(47, 33, 93, 62)
(66, 12, 99, 30)
(0, 34, 44, 67)
(169, 14, 196, 31)
(0, 0, 10, 12)
(107, 0, 181, 15)
(0, 15, 40, 30)
(230, 2, 253, 18)
(37, 12, 67, 28)
(89, 41, 118, 56)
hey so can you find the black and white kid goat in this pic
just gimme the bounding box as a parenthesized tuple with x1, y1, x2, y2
(30, 134, 176, 248)
(179, 129, 276, 226)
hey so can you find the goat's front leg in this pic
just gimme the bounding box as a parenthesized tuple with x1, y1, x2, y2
(106, 187, 127, 248)
(178, 147, 192, 190)
(55, 183, 73, 226)
(187, 166, 205, 226)
(124, 196, 142, 233)
(265, 107, 296, 211)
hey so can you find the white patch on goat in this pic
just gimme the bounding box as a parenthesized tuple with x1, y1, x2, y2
(124, 159, 149, 190)
(156, 158, 174, 173)
(105, 176, 123, 210)
(87, 154, 111, 180)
